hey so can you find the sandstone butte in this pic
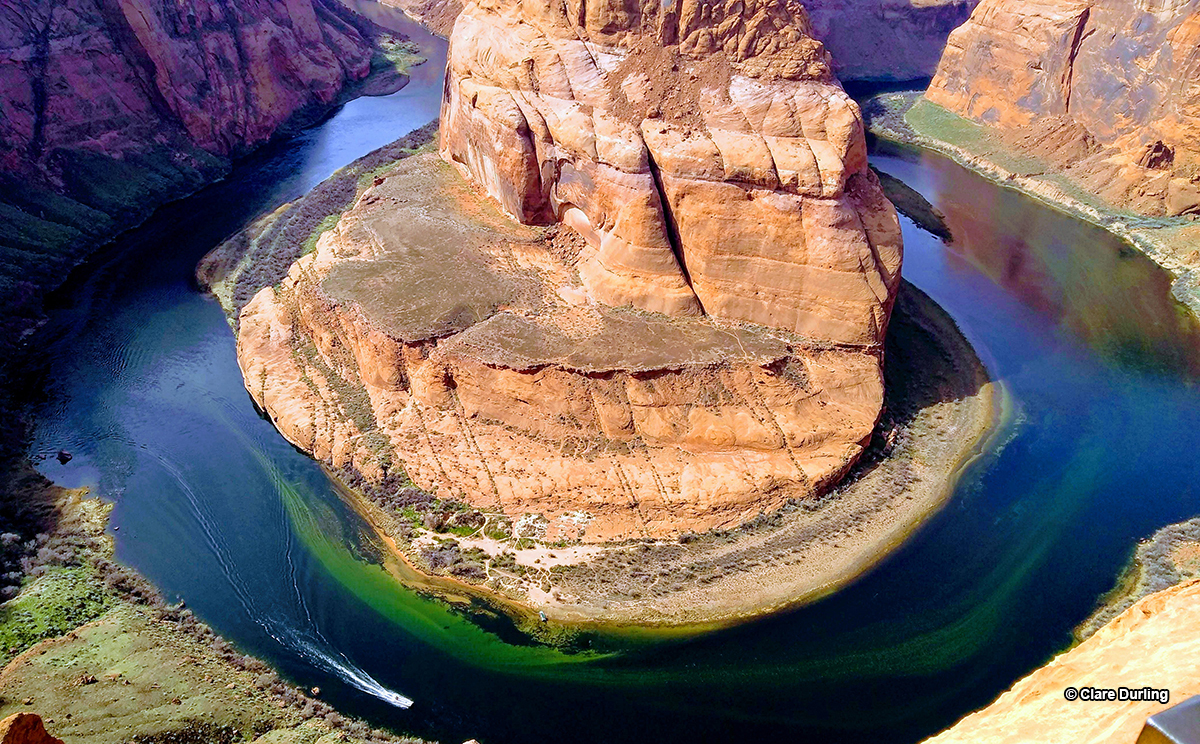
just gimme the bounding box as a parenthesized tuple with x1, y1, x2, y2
(236, 0, 905, 542)
(927, 579, 1200, 744)
(385, 0, 979, 81)
(926, 0, 1200, 217)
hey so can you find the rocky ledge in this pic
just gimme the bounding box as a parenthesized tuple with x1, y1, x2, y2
(925, 0, 1200, 217)
(928, 579, 1200, 744)
(237, 152, 891, 541)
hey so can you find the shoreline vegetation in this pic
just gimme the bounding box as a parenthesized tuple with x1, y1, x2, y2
(0, 29, 434, 744)
(337, 283, 1001, 629)
(859, 90, 1200, 648)
(203, 126, 1001, 630)
(0, 444, 425, 744)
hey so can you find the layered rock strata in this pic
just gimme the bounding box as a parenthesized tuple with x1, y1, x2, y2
(440, 0, 902, 345)
(927, 579, 1200, 744)
(237, 0, 902, 542)
(0, 0, 382, 360)
(0, 0, 376, 216)
(237, 153, 894, 541)
(926, 0, 1200, 216)
(385, 0, 976, 81)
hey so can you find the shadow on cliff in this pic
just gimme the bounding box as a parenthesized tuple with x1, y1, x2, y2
(881, 280, 989, 428)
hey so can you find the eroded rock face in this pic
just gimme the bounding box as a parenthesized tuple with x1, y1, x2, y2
(805, 0, 979, 82)
(0, 714, 62, 744)
(0, 0, 374, 221)
(927, 579, 1200, 744)
(927, 0, 1200, 216)
(236, 154, 889, 541)
(439, 0, 903, 346)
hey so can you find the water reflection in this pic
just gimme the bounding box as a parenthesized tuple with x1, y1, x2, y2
(873, 140, 1200, 380)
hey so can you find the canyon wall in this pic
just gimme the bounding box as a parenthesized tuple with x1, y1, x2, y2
(387, 0, 976, 81)
(806, 0, 979, 82)
(0, 0, 378, 358)
(926, 0, 1200, 216)
(926, 579, 1200, 744)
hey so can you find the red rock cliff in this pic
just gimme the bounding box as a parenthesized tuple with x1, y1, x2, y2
(440, 0, 903, 347)
(0, 0, 378, 360)
(926, 0, 1200, 216)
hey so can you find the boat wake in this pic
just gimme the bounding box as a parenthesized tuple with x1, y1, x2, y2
(146, 435, 416, 710)
(276, 625, 414, 709)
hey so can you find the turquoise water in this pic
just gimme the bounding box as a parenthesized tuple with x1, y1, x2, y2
(22, 31, 1200, 744)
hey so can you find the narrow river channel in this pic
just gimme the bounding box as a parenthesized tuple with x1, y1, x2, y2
(22, 14, 1200, 744)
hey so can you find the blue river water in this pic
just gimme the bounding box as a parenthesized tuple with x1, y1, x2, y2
(23, 15, 1200, 743)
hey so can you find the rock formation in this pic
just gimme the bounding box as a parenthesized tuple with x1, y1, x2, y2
(0, 0, 376, 215)
(440, 0, 902, 345)
(926, 0, 1200, 216)
(0, 0, 381, 361)
(926, 579, 1200, 744)
(382, 0, 463, 36)
(385, 0, 976, 81)
(0, 714, 62, 744)
(805, 0, 979, 82)
(233, 0, 902, 543)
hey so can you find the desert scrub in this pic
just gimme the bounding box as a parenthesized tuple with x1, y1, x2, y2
(0, 565, 112, 662)
(198, 122, 439, 319)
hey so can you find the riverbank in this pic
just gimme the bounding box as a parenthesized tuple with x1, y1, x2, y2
(203, 131, 998, 626)
(0, 17, 422, 380)
(863, 92, 1200, 320)
(343, 282, 1000, 627)
(0, 450, 424, 744)
(1075, 514, 1200, 641)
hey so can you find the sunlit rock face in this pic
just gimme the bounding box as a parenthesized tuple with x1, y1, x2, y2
(927, 0, 1200, 216)
(232, 0, 909, 542)
(438, 0, 903, 347)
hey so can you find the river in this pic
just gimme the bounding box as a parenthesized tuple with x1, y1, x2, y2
(22, 14, 1200, 744)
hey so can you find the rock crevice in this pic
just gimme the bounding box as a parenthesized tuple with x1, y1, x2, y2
(926, 0, 1200, 216)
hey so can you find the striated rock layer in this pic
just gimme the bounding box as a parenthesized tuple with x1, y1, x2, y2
(0, 0, 380, 360)
(384, 0, 976, 80)
(926, 0, 1200, 216)
(440, 0, 902, 345)
(237, 153, 892, 541)
(926, 579, 1200, 744)
(235, 0, 904, 542)
(0, 0, 375, 211)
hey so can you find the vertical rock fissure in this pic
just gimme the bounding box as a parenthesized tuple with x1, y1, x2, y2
(27, 17, 51, 162)
(1063, 7, 1091, 116)
(644, 148, 702, 309)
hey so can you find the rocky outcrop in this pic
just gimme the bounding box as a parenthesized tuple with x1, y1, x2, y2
(0, 715, 61, 744)
(232, 0, 903, 543)
(440, 0, 902, 346)
(926, 579, 1200, 744)
(384, 0, 976, 79)
(926, 0, 1200, 216)
(805, 0, 979, 82)
(380, 0, 463, 36)
(237, 153, 892, 541)
(0, 0, 380, 362)
(0, 0, 375, 213)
